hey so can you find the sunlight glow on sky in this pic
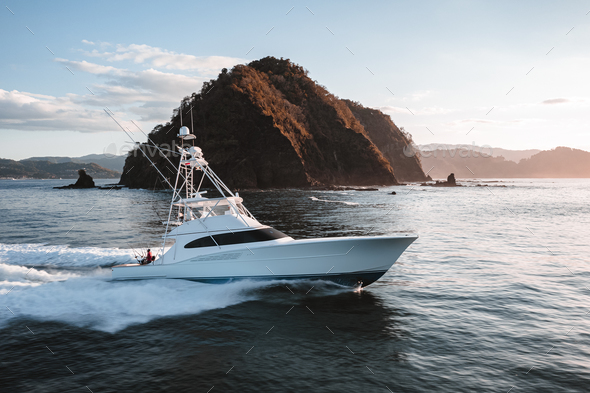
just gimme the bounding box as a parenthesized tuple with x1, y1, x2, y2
(1, 0, 589, 160)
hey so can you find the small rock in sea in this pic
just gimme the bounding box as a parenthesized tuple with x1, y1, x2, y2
(390, 191, 397, 195)
(54, 169, 96, 189)
(446, 173, 456, 186)
(428, 173, 461, 187)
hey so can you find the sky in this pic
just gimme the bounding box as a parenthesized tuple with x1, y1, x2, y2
(1, 0, 589, 160)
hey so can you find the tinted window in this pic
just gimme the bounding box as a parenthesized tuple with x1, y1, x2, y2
(183, 236, 217, 249)
(184, 228, 288, 249)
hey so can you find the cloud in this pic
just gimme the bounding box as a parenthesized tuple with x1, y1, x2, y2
(55, 59, 205, 113)
(377, 105, 453, 116)
(85, 43, 245, 72)
(0, 58, 210, 131)
(409, 90, 433, 101)
(377, 105, 409, 114)
(0, 42, 245, 133)
(56, 58, 124, 76)
(457, 119, 498, 125)
(445, 118, 544, 127)
(0, 89, 112, 132)
(542, 98, 571, 105)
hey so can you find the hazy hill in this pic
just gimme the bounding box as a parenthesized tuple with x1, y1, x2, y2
(418, 146, 590, 179)
(23, 154, 126, 172)
(489, 147, 541, 163)
(418, 144, 541, 163)
(0, 159, 120, 179)
(119, 57, 429, 189)
(517, 147, 590, 177)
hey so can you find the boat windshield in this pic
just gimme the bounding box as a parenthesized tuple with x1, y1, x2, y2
(198, 202, 250, 219)
(178, 200, 254, 221)
(184, 228, 289, 249)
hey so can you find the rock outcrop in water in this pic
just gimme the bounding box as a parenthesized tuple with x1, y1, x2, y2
(54, 169, 96, 189)
(119, 57, 430, 189)
(423, 173, 461, 187)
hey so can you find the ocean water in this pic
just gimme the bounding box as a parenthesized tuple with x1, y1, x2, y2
(1, 178, 589, 392)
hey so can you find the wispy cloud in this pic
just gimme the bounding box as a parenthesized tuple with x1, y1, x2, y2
(0, 41, 242, 132)
(377, 105, 453, 116)
(542, 98, 570, 105)
(409, 90, 433, 101)
(56, 59, 204, 100)
(84, 43, 245, 72)
(56, 58, 124, 76)
(445, 118, 543, 127)
(0, 89, 111, 132)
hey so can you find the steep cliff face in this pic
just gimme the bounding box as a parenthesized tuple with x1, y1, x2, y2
(119, 57, 428, 189)
(344, 101, 431, 182)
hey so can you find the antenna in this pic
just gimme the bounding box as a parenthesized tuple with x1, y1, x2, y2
(190, 105, 194, 146)
(179, 100, 183, 127)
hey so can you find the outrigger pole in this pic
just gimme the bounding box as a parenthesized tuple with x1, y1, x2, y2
(104, 109, 184, 197)
(105, 109, 192, 264)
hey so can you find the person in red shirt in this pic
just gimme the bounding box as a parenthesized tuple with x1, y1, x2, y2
(143, 249, 153, 265)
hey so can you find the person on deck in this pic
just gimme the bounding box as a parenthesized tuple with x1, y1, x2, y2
(144, 249, 153, 265)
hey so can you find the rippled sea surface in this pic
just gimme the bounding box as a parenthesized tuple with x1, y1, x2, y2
(1, 178, 589, 392)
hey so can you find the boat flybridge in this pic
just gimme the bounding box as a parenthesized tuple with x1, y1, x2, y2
(112, 126, 417, 287)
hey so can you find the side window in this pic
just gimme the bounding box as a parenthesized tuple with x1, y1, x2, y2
(184, 228, 288, 249)
(184, 236, 217, 249)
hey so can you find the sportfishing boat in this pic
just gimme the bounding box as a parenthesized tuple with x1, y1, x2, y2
(112, 126, 417, 287)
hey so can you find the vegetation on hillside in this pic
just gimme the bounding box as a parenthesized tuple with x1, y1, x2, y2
(120, 57, 429, 189)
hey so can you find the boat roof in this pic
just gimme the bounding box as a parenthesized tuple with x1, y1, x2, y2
(173, 196, 243, 208)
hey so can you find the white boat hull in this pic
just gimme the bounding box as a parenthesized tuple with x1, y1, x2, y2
(112, 235, 417, 287)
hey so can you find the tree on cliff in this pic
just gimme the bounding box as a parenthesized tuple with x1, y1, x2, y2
(119, 57, 430, 189)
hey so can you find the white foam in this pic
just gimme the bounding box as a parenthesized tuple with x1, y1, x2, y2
(2, 274, 266, 333)
(0, 263, 81, 294)
(0, 243, 344, 333)
(309, 196, 359, 206)
(0, 243, 135, 267)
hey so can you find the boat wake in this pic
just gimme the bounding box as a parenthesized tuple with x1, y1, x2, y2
(0, 244, 350, 333)
(1, 271, 267, 333)
(0, 243, 135, 267)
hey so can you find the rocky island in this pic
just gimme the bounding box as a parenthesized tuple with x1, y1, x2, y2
(119, 57, 430, 189)
(425, 173, 462, 187)
(54, 169, 96, 189)
(421, 173, 512, 188)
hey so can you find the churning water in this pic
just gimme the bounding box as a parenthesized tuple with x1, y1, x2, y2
(1, 178, 589, 392)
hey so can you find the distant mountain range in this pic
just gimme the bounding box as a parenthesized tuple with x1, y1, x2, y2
(417, 144, 541, 163)
(22, 154, 126, 172)
(417, 146, 590, 179)
(4, 116, 588, 183)
(0, 158, 120, 179)
(7, 145, 588, 181)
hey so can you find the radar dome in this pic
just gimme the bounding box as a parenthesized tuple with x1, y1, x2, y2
(179, 126, 190, 136)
